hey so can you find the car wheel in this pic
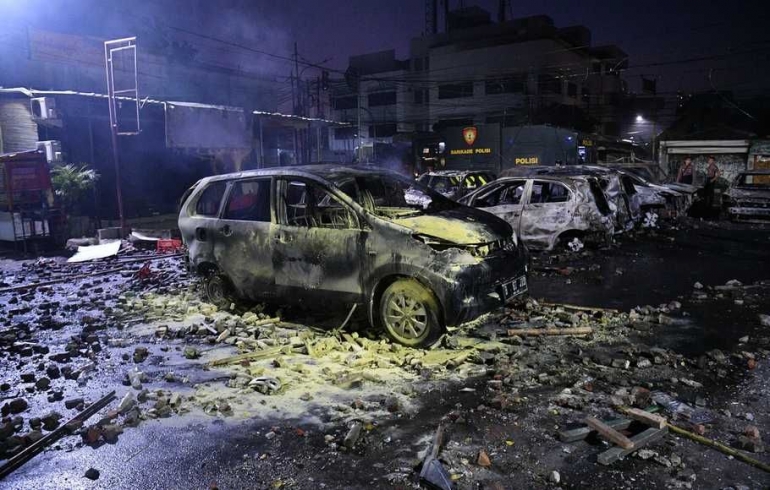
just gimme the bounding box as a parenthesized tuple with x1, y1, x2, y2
(204, 273, 233, 309)
(379, 279, 441, 347)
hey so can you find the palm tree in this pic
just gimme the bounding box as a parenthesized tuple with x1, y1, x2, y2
(50, 163, 99, 218)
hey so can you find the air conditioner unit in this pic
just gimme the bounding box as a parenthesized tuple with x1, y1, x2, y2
(30, 97, 59, 120)
(36, 140, 63, 163)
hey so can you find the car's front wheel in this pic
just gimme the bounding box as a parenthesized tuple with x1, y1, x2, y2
(379, 279, 441, 347)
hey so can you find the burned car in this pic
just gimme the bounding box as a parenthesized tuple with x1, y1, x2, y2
(179, 165, 528, 347)
(416, 170, 495, 201)
(501, 165, 635, 232)
(723, 170, 770, 222)
(460, 175, 614, 251)
(609, 167, 693, 219)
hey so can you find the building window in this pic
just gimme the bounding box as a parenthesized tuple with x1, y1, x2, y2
(368, 124, 397, 138)
(334, 127, 356, 140)
(568, 83, 578, 97)
(434, 118, 474, 131)
(414, 58, 423, 71)
(438, 82, 473, 99)
(414, 89, 428, 104)
(368, 91, 396, 107)
(332, 96, 357, 110)
(485, 75, 526, 95)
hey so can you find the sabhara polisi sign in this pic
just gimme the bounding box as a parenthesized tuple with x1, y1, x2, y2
(450, 126, 492, 155)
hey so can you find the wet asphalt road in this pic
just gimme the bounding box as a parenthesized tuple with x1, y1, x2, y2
(1, 221, 769, 490)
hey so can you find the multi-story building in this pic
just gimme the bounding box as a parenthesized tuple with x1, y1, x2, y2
(331, 7, 644, 162)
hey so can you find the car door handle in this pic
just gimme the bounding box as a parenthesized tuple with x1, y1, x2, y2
(221, 225, 233, 237)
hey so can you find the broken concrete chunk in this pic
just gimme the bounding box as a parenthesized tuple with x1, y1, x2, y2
(343, 421, 363, 449)
(118, 392, 136, 415)
(183, 346, 200, 359)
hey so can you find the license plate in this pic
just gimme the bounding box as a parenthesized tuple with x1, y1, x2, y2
(499, 275, 527, 300)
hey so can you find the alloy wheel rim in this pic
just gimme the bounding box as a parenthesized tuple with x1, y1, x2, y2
(385, 292, 428, 340)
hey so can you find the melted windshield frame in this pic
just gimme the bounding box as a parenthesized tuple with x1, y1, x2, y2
(331, 173, 459, 219)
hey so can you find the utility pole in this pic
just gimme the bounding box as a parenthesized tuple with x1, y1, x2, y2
(357, 84, 362, 162)
(293, 42, 300, 164)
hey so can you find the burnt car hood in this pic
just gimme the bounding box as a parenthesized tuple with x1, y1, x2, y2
(392, 207, 512, 245)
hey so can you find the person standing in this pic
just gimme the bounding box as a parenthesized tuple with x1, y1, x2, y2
(677, 157, 694, 184)
(704, 156, 721, 209)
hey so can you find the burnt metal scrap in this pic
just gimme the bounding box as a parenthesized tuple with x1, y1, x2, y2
(723, 170, 770, 222)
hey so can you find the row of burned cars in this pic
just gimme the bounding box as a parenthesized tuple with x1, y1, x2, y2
(177, 163, 703, 348)
(419, 165, 699, 251)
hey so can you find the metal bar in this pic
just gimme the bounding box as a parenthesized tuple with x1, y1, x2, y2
(105, 36, 137, 45)
(597, 427, 668, 466)
(0, 391, 117, 480)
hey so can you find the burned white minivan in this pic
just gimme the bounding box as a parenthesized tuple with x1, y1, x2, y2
(179, 165, 528, 346)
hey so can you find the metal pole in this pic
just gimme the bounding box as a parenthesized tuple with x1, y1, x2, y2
(105, 44, 125, 231)
(357, 85, 362, 162)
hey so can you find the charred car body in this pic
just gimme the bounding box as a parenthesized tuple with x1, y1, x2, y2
(723, 170, 770, 222)
(501, 165, 635, 232)
(179, 165, 528, 347)
(416, 170, 495, 201)
(459, 174, 614, 251)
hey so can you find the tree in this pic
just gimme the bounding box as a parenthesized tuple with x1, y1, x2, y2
(50, 163, 99, 217)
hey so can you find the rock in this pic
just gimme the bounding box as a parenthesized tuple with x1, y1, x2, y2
(693, 282, 703, 290)
(41, 412, 62, 431)
(611, 359, 630, 370)
(744, 426, 760, 438)
(759, 314, 770, 328)
(8, 398, 28, 414)
(118, 393, 136, 415)
(101, 424, 123, 442)
(549, 471, 561, 484)
(133, 347, 149, 363)
(744, 412, 755, 421)
(20, 373, 35, 383)
(26, 430, 44, 443)
(637, 358, 653, 369)
(476, 449, 492, 467)
(343, 421, 363, 449)
(680, 378, 703, 388)
(46, 365, 61, 379)
(29, 418, 42, 430)
(84, 468, 100, 480)
(183, 346, 200, 359)
(384, 396, 400, 413)
(35, 377, 50, 390)
(636, 449, 657, 460)
(65, 398, 84, 410)
(738, 336, 749, 343)
(737, 435, 764, 453)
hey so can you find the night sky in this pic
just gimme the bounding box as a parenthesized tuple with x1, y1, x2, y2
(2, 0, 769, 111)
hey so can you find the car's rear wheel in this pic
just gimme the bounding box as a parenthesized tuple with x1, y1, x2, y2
(379, 279, 441, 347)
(204, 272, 234, 309)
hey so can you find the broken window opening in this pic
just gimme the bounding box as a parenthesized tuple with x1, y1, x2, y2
(224, 179, 271, 222)
(529, 181, 571, 204)
(194, 181, 227, 217)
(279, 179, 359, 230)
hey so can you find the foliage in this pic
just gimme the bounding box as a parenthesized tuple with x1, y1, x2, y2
(50, 163, 99, 213)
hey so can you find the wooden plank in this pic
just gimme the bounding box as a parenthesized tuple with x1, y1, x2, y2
(558, 418, 632, 443)
(585, 416, 635, 450)
(624, 408, 667, 430)
(598, 427, 668, 466)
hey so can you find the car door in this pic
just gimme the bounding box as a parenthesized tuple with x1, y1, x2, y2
(470, 180, 529, 234)
(184, 180, 228, 269)
(519, 179, 573, 248)
(272, 177, 364, 304)
(213, 178, 275, 300)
